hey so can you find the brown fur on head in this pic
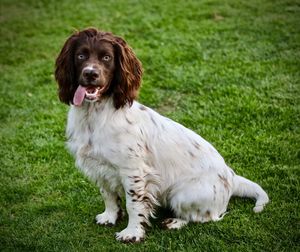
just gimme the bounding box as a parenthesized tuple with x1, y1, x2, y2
(55, 28, 143, 109)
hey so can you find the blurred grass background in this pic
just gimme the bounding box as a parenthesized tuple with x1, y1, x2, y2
(0, 0, 299, 251)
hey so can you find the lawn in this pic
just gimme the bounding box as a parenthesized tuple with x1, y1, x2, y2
(0, 0, 299, 251)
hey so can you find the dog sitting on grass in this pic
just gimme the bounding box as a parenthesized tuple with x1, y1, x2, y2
(55, 28, 269, 243)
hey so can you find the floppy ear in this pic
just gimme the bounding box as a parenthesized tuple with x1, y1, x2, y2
(55, 33, 79, 105)
(111, 37, 143, 109)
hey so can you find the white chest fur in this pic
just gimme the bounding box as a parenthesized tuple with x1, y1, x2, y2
(66, 100, 123, 192)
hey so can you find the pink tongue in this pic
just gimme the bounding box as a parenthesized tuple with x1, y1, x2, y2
(73, 85, 87, 106)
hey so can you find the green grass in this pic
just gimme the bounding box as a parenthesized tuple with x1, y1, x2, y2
(0, 0, 299, 251)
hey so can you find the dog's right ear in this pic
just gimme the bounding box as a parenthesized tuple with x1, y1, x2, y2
(55, 32, 79, 105)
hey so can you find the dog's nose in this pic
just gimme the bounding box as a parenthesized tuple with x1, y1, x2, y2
(83, 68, 100, 80)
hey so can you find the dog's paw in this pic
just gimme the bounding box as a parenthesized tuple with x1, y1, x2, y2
(161, 218, 188, 230)
(96, 209, 124, 226)
(115, 227, 145, 243)
(95, 211, 118, 226)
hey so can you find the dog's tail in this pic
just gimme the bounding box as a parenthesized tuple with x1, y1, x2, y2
(232, 175, 269, 213)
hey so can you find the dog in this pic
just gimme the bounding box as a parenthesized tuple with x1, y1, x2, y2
(55, 28, 269, 243)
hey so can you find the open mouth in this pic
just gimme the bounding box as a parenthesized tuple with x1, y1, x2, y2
(85, 86, 101, 100)
(73, 85, 105, 106)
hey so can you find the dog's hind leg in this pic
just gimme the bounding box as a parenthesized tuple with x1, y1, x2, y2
(165, 175, 231, 225)
(161, 218, 188, 230)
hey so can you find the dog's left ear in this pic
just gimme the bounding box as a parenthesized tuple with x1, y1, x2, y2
(111, 36, 143, 109)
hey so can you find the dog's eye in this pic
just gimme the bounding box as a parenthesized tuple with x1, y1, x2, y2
(77, 54, 86, 60)
(102, 55, 111, 61)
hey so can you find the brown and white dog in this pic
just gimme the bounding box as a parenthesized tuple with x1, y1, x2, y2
(55, 28, 269, 243)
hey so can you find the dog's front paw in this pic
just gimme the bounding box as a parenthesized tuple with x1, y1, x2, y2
(115, 227, 145, 243)
(96, 210, 123, 226)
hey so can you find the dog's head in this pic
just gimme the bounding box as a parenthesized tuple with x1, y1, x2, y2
(55, 28, 143, 109)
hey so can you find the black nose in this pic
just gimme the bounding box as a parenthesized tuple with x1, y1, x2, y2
(83, 68, 100, 81)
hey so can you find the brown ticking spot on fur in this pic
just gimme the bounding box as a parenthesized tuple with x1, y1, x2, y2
(139, 105, 147, 111)
(145, 143, 151, 153)
(137, 194, 144, 200)
(130, 175, 142, 183)
(138, 213, 146, 218)
(192, 141, 201, 150)
(142, 196, 150, 202)
(139, 128, 144, 136)
(218, 174, 230, 190)
(161, 218, 174, 229)
(125, 116, 133, 125)
(140, 221, 148, 229)
(167, 219, 175, 224)
(128, 189, 136, 196)
(150, 115, 157, 126)
(205, 210, 211, 218)
(133, 175, 141, 180)
(188, 151, 196, 158)
(128, 147, 134, 152)
(213, 185, 217, 201)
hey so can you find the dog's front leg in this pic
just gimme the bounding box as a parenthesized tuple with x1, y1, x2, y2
(96, 186, 123, 226)
(116, 175, 151, 243)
